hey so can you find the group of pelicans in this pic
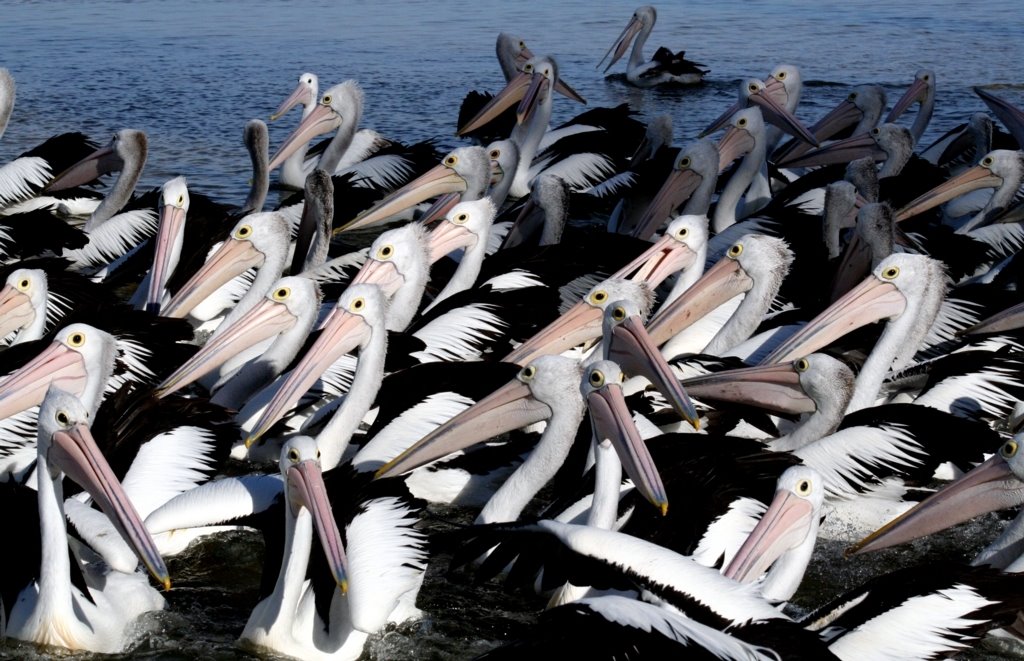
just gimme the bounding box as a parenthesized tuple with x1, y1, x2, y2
(4, 4, 1024, 659)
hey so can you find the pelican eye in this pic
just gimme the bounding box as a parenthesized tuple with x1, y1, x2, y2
(518, 40, 526, 50)
(872, 127, 880, 136)
(523, 63, 534, 73)
(848, 91, 858, 101)
(737, 117, 748, 128)
(272, 286, 291, 301)
(796, 478, 812, 496)
(795, 357, 810, 372)
(489, 148, 501, 159)
(921, 74, 930, 81)
(748, 82, 759, 93)
(321, 94, 333, 105)
(776, 70, 787, 80)
(611, 306, 627, 322)
(67, 331, 86, 348)
(454, 212, 469, 224)
(316, 448, 321, 459)
(982, 156, 994, 167)
(377, 244, 394, 260)
(881, 266, 899, 280)
(519, 365, 537, 381)
(675, 226, 689, 239)
(350, 297, 365, 312)
(16, 278, 30, 291)
(287, 448, 300, 463)
(1002, 440, 1019, 458)
(234, 224, 253, 239)
(176, 194, 185, 206)
(678, 156, 692, 169)
(444, 155, 458, 167)
(589, 370, 605, 387)
(56, 410, 70, 427)
(590, 290, 608, 305)
(727, 243, 743, 259)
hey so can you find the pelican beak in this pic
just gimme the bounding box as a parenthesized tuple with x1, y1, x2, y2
(516, 44, 585, 104)
(517, 72, 549, 126)
(375, 377, 549, 479)
(885, 77, 930, 123)
(828, 231, 874, 301)
(45, 142, 121, 192)
(0, 284, 36, 338)
(0, 342, 88, 420)
(716, 123, 758, 172)
(588, 381, 668, 514)
(598, 15, 643, 72)
(349, 258, 405, 298)
(503, 299, 604, 366)
(161, 237, 265, 319)
(895, 162, 1003, 222)
(772, 97, 864, 163)
(417, 192, 463, 227)
(848, 452, 1024, 555)
(500, 196, 544, 249)
(975, 87, 1024, 146)
(271, 81, 310, 121)
(629, 168, 704, 240)
(607, 314, 700, 429)
(429, 219, 478, 263)
(618, 232, 700, 286)
(268, 103, 342, 172)
(746, 87, 819, 147)
(760, 271, 906, 365)
(700, 100, 744, 139)
(458, 72, 532, 136)
(961, 300, 1024, 336)
(245, 306, 371, 447)
(679, 361, 815, 415)
(155, 297, 298, 397)
(288, 459, 348, 592)
(146, 203, 188, 315)
(339, 163, 469, 232)
(776, 131, 885, 169)
(51, 422, 170, 589)
(723, 489, 814, 582)
(645, 256, 754, 347)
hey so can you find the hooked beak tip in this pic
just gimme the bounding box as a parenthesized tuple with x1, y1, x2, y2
(244, 436, 258, 449)
(660, 502, 669, 517)
(162, 577, 172, 591)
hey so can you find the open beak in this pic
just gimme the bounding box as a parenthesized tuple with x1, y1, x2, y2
(375, 378, 549, 479)
(587, 381, 668, 514)
(503, 299, 604, 366)
(961, 300, 1024, 336)
(885, 77, 930, 124)
(629, 168, 704, 240)
(723, 489, 814, 582)
(162, 238, 265, 319)
(895, 162, 1003, 222)
(607, 314, 700, 429)
(0, 284, 36, 338)
(848, 453, 1024, 555)
(679, 361, 815, 415)
(271, 81, 310, 121)
(598, 16, 643, 73)
(0, 342, 88, 420)
(45, 142, 122, 192)
(155, 297, 298, 397)
(759, 271, 906, 365)
(268, 104, 342, 172)
(51, 423, 170, 589)
(776, 131, 885, 169)
(245, 306, 372, 447)
(746, 88, 819, 147)
(339, 163, 469, 232)
(146, 203, 187, 315)
(975, 87, 1024, 147)
(458, 72, 533, 136)
(645, 256, 754, 347)
(772, 97, 864, 163)
(288, 459, 348, 592)
(429, 219, 478, 263)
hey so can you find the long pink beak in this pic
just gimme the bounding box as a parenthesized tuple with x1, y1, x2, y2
(288, 459, 349, 592)
(679, 361, 815, 415)
(0, 284, 36, 338)
(162, 237, 265, 319)
(146, 203, 188, 315)
(458, 72, 533, 136)
(268, 103, 342, 172)
(0, 342, 88, 420)
(341, 162, 468, 233)
(723, 489, 814, 582)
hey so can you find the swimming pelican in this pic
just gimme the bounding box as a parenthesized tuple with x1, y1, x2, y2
(598, 6, 708, 87)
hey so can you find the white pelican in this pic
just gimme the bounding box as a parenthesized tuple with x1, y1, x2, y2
(598, 6, 708, 87)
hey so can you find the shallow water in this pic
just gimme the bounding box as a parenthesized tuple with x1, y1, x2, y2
(2, 0, 1024, 658)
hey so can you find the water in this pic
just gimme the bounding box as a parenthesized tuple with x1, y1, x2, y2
(2, 0, 1024, 658)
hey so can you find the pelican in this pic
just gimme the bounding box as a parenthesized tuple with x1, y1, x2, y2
(772, 84, 888, 163)
(598, 6, 708, 87)
(3, 387, 168, 653)
(885, 69, 936, 145)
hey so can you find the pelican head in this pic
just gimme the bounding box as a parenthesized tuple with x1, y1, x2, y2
(428, 197, 498, 263)
(457, 55, 556, 136)
(630, 140, 719, 239)
(896, 150, 1024, 222)
(497, 33, 585, 104)
(146, 176, 190, 315)
(885, 69, 935, 124)
(38, 386, 170, 588)
(702, 76, 818, 147)
(598, 6, 656, 73)
(777, 123, 908, 169)
(269, 80, 364, 172)
(271, 72, 318, 121)
(0, 267, 47, 340)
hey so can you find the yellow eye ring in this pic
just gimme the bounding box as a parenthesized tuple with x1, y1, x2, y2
(520, 365, 537, 381)
(377, 244, 394, 260)
(611, 306, 626, 322)
(982, 156, 993, 167)
(350, 297, 366, 312)
(727, 243, 743, 259)
(881, 266, 899, 280)
(678, 156, 691, 169)
(56, 410, 70, 426)
(67, 331, 86, 348)
(518, 40, 525, 49)
(590, 290, 608, 305)
(589, 369, 605, 387)
(737, 118, 748, 127)
(489, 149, 501, 159)
(444, 154, 458, 167)
(872, 127, 881, 136)
(848, 91, 858, 101)
(272, 286, 291, 301)
(748, 82, 759, 93)
(454, 213, 469, 224)
(776, 71, 787, 80)
(675, 227, 689, 239)
(288, 448, 300, 463)
(796, 479, 811, 496)
(523, 63, 534, 73)
(321, 94, 332, 105)
(16, 278, 30, 292)
(1002, 440, 1019, 458)
(795, 358, 809, 372)
(234, 224, 253, 239)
